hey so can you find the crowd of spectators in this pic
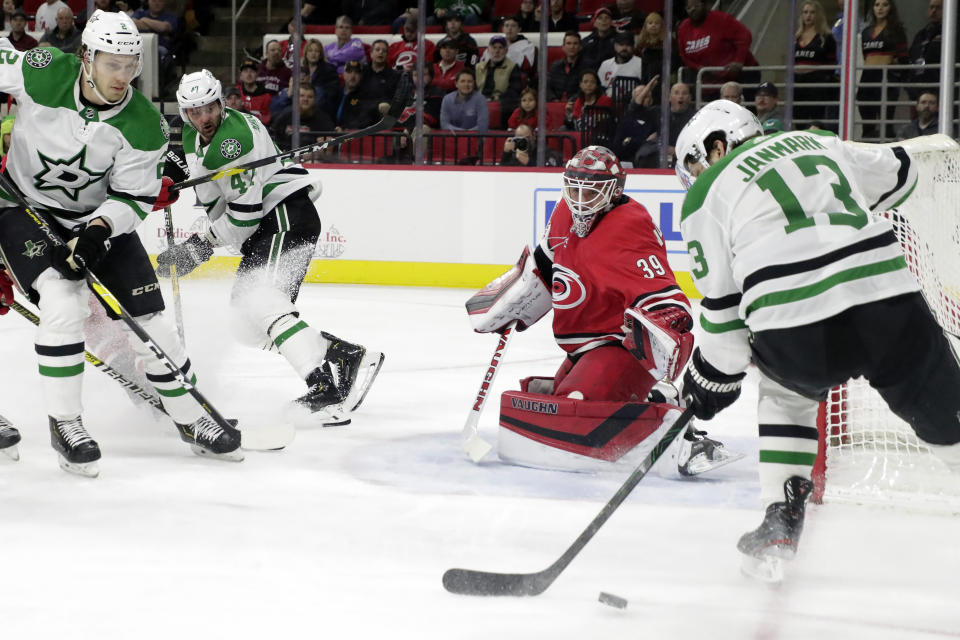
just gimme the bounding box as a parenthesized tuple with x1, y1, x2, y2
(256, 0, 956, 167)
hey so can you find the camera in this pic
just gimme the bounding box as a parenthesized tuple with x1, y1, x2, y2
(510, 136, 529, 152)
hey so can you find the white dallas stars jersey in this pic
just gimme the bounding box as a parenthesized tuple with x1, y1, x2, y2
(182, 108, 318, 249)
(680, 129, 919, 374)
(0, 46, 167, 236)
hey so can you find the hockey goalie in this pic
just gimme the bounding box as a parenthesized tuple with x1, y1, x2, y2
(467, 146, 741, 475)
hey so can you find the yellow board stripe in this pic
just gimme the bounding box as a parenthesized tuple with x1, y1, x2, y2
(150, 256, 704, 298)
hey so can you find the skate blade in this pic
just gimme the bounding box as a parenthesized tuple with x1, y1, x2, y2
(283, 400, 352, 428)
(1, 444, 20, 462)
(189, 444, 244, 462)
(679, 447, 746, 476)
(344, 351, 385, 412)
(740, 554, 785, 584)
(58, 456, 99, 478)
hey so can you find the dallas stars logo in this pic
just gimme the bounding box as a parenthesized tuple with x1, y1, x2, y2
(33, 147, 107, 201)
(23, 239, 47, 259)
(220, 138, 242, 159)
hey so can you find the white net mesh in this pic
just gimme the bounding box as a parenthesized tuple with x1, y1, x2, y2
(820, 135, 960, 512)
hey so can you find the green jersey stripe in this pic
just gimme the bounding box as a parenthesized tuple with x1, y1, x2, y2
(745, 256, 908, 316)
(107, 194, 149, 220)
(39, 363, 84, 377)
(699, 313, 747, 334)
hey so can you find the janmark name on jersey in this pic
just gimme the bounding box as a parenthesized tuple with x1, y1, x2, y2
(734, 134, 827, 182)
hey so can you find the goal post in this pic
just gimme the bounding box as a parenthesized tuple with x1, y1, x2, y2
(813, 134, 960, 512)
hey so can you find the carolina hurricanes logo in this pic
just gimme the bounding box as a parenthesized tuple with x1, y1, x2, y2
(395, 50, 416, 67)
(552, 265, 587, 309)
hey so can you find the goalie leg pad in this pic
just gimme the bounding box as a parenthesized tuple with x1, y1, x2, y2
(467, 246, 551, 333)
(498, 390, 682, 470)
(553, 345, 657, 402)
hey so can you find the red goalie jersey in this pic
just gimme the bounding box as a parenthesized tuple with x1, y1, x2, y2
(540, 196, 689, 355)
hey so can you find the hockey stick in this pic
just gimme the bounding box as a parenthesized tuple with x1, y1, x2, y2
(8, 299, 165, 412)
(462, 321, 517, 463)
(5, 299, 293, 450)
(163, 206, 186, 345)
(0, 171, 295, 451)
(170, 115, 397, 193)
(442, 403, 695, 597)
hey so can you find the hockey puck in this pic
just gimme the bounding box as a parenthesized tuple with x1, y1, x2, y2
(598, 591, 628, 609)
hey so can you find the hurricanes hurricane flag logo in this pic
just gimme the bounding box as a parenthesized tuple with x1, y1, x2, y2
(552, 264, 587, 309)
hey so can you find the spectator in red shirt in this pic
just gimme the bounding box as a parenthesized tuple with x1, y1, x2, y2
(507, 87, 559, 131)
(237, 60, 273, 125)
(257, 40, 292, 94)
(6, 10, 37, 52)
(433, 39, 464, 92)
(564, 69, 613, 130)
(677, 0, 759, 98)
(388, 17, 436, 69)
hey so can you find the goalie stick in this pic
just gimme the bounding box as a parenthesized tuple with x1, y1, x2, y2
(442, 403, 695, 597)
(0, 171, 294, 452)
(6, 300, 294, 451)
(462, 321, 517, 463)
(170, 115, 397, 192)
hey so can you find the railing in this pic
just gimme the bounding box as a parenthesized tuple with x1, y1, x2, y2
(280, 130, 580, 166)
(688, 63, 960, 143)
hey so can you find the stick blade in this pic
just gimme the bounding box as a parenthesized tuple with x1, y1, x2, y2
(442, 568, 551, 597)
(461, 432, 493, 463)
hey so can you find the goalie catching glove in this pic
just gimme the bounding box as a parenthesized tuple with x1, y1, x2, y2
(155, 234, 215, 278)
(622, 304, 693, 381)
(466, 246, 552, 333)
(682, 347, 746, 420)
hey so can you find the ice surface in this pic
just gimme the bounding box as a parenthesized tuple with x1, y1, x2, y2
(1, 280, 958, 639)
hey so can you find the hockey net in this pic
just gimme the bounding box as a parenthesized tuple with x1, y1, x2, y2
(813, 134, 960, 512)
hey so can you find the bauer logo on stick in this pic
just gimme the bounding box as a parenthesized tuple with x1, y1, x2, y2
(220, 138, 242, 159)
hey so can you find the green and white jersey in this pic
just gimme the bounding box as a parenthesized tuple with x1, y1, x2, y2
(182, 107, 318, 249)
(681, 129, 919, 374)
(0, 46, 167, 236)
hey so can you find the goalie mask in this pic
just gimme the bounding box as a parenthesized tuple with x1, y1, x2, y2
(562, 146, 626, 238)
(80, 10, 143, 105)
(674, 99, 763, 191)
(177, 69, 225, 127)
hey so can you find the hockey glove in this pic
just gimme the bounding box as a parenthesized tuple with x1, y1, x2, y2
(152, 176, 179, 211)
(155, 234, 214, 278)
(466, 246, 552, 334)
(682, 347, 746, 420)
(0, 267, 14, 315)
(622, 304, 693, 382)
(51, 223, 111, 280)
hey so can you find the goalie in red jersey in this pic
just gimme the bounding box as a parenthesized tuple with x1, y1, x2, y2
(467, 146, 740, 474)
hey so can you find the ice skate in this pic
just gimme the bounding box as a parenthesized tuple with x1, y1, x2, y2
(0, 415, 21, 461)
(293, 333, 384, 425)
(677, 427, 745, 476)
(738, 476, 814, 583)
(49, 416, 101, 478)
(175, 415, 244, 462)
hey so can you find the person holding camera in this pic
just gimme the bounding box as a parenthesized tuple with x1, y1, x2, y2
(500, 123, 562, 167)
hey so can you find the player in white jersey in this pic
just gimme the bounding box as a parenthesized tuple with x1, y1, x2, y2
(157, 70, 384, 424)
(0, 11, 242, 476)
(674, 100, 960, 579)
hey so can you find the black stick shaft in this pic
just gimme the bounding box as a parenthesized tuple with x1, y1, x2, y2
(442, 404, 695, 596)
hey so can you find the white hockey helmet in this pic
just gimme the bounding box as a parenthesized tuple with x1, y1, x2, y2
(81, 10, 143, 77)
(674, 99, 762, 190)
(177, 69, 224, 124)
(562, 145, 626, 237)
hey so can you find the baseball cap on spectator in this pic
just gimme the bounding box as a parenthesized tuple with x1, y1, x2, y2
(762, 118, 784, 133)
(756, 82, 778, 97)
(613, 31, 635, 45)
(438, 38, 459, 50)
(344, 61, 362, 73)
(593, 7, 612, 18)
(224, 86, 242, 98)
(239, 60, 257, 72)
(489, 35, 507, 47)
